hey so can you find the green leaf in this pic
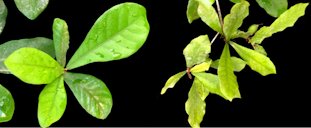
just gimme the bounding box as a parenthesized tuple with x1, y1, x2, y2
(4, 48, 63, 85)
(218, 43, 240, 101)
(185, 78, 209, 128)
(211, 57, 246, 72)
(250, 3, 309, 44)
(64, 72, 112, 119)
(0, 37, 55, 74)
(223, 1, 249, 41)
(187, 0, 200, 24)
(38, 76, 66, 128)
(197, 0, 222, 33)
(253, 44, 267, 56)
(161, 71, 186, 95)
(66, 3, 150, 69)
(255, 0, 288, 17)
(0, 84, 14, 123)
(53, 18, 70, 67)
(193, 72, 228, 100)
(230, 42, 276, 76)
(190, 59, 212, 73)
(14, 0, 49, 20)
(0, 0, 8, 35)
(229, 0, 242, 3)
(247, 24, 260, 35)
(183, 35, 211, 68)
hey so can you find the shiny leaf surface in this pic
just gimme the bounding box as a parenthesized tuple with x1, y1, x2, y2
(14, 0, 49, 20)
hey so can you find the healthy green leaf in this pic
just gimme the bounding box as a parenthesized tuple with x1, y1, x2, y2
(250, 3, 309, 44)
(223, 1, 249, 41)
(0, 84, 14, 123)
(187, 0, 200, 24)
(0, 37, 55, 74)
(53, 18, 70, 67)
(255, 0, 288, 17)
(197, 0, 222, 33)
(0, 0, 8, 35)
(230, 42, 276, 76)
(38, 76, 66, 128)
(218, 43, 240, 101)
(183, 35, 211, 68)
(64, 72, 112, 119)
(66, 3, 150, 69)
(4, 48, 63, 84)
(247, 24, 259, 35)
(253, 44, 267, 56)
(192, 72, 227, 100)
(211, 56, 246, 72)
(190, 59, 212, 73)
(161, 71, 186, 95)
(185, 78, 209, 128)
(14, 0, 49, 20)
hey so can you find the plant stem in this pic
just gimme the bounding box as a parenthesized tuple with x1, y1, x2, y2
(216, 0, 224, 27)
(211, 32, 220, 45)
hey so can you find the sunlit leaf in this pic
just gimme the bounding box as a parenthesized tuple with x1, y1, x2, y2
(14, 0, 49, 20)
(253, 44, 267, 56)
(0, 37, 55, 74)
(185, 78, 208, 128)
(64, 72, 112, 119)
(211, 57, 246, 72)
(0, 0, 8, 35)
(38, 76, 66, 128)
(0, 84, 14, 123)
(4, 48, 63, 84)
(250, 3, 309, 44)
(161, 71, 186, 95)
(183, 35, 211, 68)
(187, 0, 199, 23)
(66, 3, 150, 69)
(190, 59, 212, 73)
(218, 43, 240, 101)
(230, 42, 276, 76)
(255, 0, 288, 17)
(197, 0, 221, 33)
(53, 18, 70, 67)
(223, 1, 249, 41)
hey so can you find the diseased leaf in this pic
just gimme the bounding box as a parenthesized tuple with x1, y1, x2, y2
(223, 1, 249, 41)
(255, 0, 288, 17)
(14, 0, 49, 20)
(193, 72, 228, 100)
(183, 35, 211, 68)
(197, 0, 222, 33)
(253, 44, 267, 56)
(38, 76, 66, 128)
(185, 78, 209, 128)
(250, 3, 309, 44)
(0, 0, 8, 35)
(0, 37, 55, 74)
(0, 84, 14, 123)
(66, 3, 150, 69)
(230, 42, 276, 76)
(4, 48, 63, 85)
(211, 57, 246, 72)
(190, 59, 212, 73)
(53, 18, 70, 67)
(187, 0, 200, 23)
(161, 71, 186, 95)
(64, 72, 112, 119)
(218, 43, 240, 101)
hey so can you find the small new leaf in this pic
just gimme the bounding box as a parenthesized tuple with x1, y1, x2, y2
(185, 78, 209, 128)
(0, 0, 8, 35)
(53, 18, 70, 67)
(0, 84, 15, 123)
(161, 71, 186, 95)
(4, 48, 63, 84)
(211, 56, 246, 72)
(218, 43, 241, 101)
(197, 0, 222, 33)
(250, 3, 309, 44)
(190, 59, 212, 73)
(64, 72, 112, 119)
(66, 3, 150, 69)
(223, 1, 249, 41)
(255, 0, 288, 17)
(38, 76, 66, 128)
(14, 0, 49, 20)
(0, 37, 55, 74)
(183, 35, 211, 68)
(230, 42, 276, 76)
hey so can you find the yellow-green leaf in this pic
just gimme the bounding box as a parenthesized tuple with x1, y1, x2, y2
(211, 56, 246, 72)
(190, 59, 212, 73)
(255, 0, 288, 17)
(53, 18, 70, 67)
(161, 71, 186, 95)
(197, 0, 222, 33)
(187, 0, 200, 23)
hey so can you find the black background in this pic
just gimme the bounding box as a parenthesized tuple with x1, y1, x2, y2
(1, 0, 311, 127)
